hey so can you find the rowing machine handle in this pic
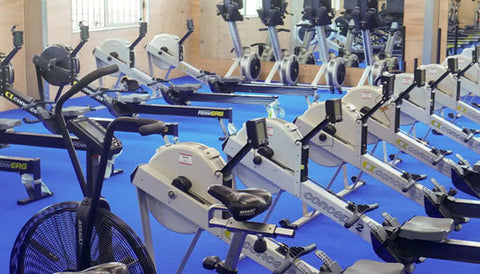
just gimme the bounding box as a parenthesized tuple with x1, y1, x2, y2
(79, 23, 89, 41)
(56, 65, 119, 116)
(273, 244, 317, 274)
(139, 21, 148, 36)
(186, 19, 194, 32)
(12, 26, 23, 49)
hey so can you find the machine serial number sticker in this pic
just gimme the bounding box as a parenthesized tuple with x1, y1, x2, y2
(428, 68, 437, 74)
(361, 92, 372, 99)
(402, 78, 413, 85)
(267, 126, 274, 136)
(179, 153, 192, 166)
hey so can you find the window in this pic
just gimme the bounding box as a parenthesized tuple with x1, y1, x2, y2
(71, 0, 148, 31)
(241, 0, 262, 18)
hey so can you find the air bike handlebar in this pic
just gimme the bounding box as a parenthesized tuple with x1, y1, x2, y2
(55, 65, 120, 194)
(56, 65, 120, 116)
(54, 64, 165, 268)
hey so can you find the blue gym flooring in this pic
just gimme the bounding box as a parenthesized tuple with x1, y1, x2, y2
(1, 76, 480, 273)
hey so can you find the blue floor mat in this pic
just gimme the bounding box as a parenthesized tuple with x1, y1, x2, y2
(1, 76, 480, 273)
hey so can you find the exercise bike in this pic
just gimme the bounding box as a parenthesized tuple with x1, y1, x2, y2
(10, 65, 161, 273)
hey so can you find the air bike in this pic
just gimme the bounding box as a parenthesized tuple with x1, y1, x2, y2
(334, 69, 480, 199)
(131, 115, 410, 273)
(9, 65, 163, 273)
(92, 21, 284, 120)
(32, 23, 226, 139)
(222, 96, 480, 273)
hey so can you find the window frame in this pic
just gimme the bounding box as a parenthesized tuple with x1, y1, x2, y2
(71, 0, 150, 33)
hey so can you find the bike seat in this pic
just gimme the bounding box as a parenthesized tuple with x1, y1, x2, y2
(54, 262, 128, 274)
(343, 260, 405, 274)
(117, 93, 151, 103)
(399, 216, 453, 242)
(208, 185, 272, 221)
(170, 83, 202, 92)
(0, 118, 21, 130)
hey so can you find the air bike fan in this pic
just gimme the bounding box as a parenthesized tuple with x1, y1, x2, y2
(9, 65, 159, 273)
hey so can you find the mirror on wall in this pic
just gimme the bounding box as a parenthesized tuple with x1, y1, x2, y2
(199, 0, 405, 69)
(447, 0, 480, 56)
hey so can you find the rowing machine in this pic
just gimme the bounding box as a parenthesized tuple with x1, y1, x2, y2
(223, 99, 480, 272)
(146, 17, 319, 108)
(340, 70, 480, 199)
(131, 118, 322, 273)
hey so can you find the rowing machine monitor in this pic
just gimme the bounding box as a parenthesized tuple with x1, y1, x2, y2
(473, 46, 480, 62)
(414, 68, 426, 87)
(246, 118, 269, 149)
(139, 21, 147, 36)
(219, 118, 269, 186)
(232, 0, 243, 9)
(381, 74, 395, 99)
(67, 116, 122, 155)
(12, 28, 23, 49)
(447, 57, 459, 74)
(325, 99, 343, 123)
(79, 23, 89, 42)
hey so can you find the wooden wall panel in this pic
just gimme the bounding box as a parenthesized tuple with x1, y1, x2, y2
(458, 1, 480, 27)
(0, 0, 25, 111)
(404, 0, 449, 72)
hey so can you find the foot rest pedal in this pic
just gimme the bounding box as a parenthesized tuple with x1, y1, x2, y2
(279, 218, 298, 229)
(345, 202, 378, 228)
(0, 118, 22, 130)
(399, 216, 453, 242)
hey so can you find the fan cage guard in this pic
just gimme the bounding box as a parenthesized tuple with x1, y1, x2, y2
(10, 201, 156, 274)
